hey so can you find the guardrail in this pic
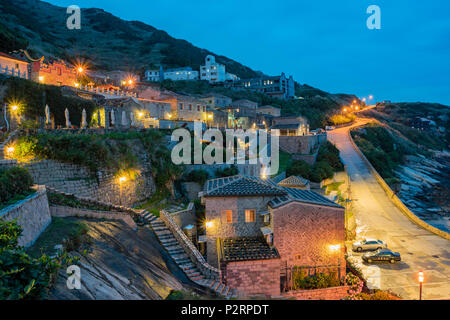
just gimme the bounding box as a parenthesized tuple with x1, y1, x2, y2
(347, 128, 450, 240)
(160, 208, 220, 280)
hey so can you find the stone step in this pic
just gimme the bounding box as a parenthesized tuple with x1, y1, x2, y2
(212, 281, 221, 292)
(223, 286, 231, 297)
(190, 274, 205, 281)
(179, 263, 195, 271)
(215, 283, 225, 294)
(175, 257, 191, 265)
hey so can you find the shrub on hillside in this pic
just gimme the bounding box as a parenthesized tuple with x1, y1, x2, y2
(185, 170, 209, 186)
(0, 167, 34, 207)
(215, 165, 238, 178)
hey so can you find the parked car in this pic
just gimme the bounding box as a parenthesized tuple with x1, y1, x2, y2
(352, 239, 387, 252)
(362, 249, 401, 264)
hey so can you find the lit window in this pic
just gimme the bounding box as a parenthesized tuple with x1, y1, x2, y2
(245, 209, 256, 223)
(223, 210, 233, 223)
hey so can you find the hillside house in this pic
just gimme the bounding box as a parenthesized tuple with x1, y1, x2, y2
(230, 73, 295, 99)
(0, 52, 29, 79)
(200, 175, 345, 296)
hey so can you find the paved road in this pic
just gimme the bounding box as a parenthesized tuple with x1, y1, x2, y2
(328, 119, 450, 300)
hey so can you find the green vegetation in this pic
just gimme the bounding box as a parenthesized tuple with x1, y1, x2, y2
(0, 167, 34, 210)
(47, 192, 111, 212)
(329, 113, 356, 125)
(185, 169, 209, 186)
(215, 165, 239, 178)
(275, 150, 292, 177)
(346, 290, 400, 300)
(0, 219, 75, 299)
(292, 268, 340, 290)
(286, 141, 343, 182)
(28, 217, 90, 258)
(1, 77, 96, 128)
(351, 124, 406, 180)
(11, 130, 181, 188)
(0, 21, 29, 52)
(390, 122, 446, 151)
(135, 189, 170, 217)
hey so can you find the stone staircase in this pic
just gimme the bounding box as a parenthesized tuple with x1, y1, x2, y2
(139, 209, 237, 299)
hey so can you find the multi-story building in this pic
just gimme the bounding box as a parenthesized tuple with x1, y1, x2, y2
(164, 67, 199, 81)
(0, 52, 29, 79)
(200, 55, 226, 83)
(28, 57, 77, 87)
(144, 66, 164, 82)
(201, 175, 345, 297)
(231, 72, 295, 99)
(224, 99, 259, 129)
(226, 72, 240, 82)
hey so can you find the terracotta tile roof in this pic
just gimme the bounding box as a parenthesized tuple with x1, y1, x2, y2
(278, 175, 310, 188)
(203, 175, 287, 197)
(269, 187, 344, 209)
(0, 52, 28, 63)
(221, 237, 280, 262)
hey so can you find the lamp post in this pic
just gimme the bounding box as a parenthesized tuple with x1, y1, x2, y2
(119, 176, 127, 206)
(329, 244, 342, 280)
(418, 271, 424, 300)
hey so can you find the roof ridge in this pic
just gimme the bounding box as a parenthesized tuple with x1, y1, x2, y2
(205, 175, 243, 194)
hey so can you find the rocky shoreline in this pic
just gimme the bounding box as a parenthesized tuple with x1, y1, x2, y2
(396, 153, 450, 233)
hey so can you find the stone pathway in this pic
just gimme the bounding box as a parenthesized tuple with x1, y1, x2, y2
(139, 209, 237, 299)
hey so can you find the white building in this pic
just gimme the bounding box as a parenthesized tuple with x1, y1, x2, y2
(144, 69, 160, 82)
(164, 67, 199, 81)
(226, 72, 240, 82)
(200, 55, 226, 83)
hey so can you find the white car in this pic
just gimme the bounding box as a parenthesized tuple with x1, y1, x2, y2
(352, 239, 387, 252)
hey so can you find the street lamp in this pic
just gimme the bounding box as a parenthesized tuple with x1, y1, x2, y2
(418, 271, 424, 300)
(6, 146, 15, 156)
(205, 221, 214, 229)
(329, 244, 342, 279)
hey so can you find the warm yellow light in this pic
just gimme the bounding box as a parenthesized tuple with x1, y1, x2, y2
(77, 67, 84, 73)
(362, 98, 366, 102)
(329, 244, 341, 252)
(11, 105, 18, 111)
(205, 221, 214, 229)
(74, 82, 80, 88)
(343, 107, 348, 112)
(119, 176, 127, 183)
(208, 114, 213, 119)
(39, 76, 44, 82)
(167, 113, 172, 119)
(138, 112, 144, 118)
(418, 271, 424, 283)
(122, 81, 126, 85)
(353, 100, 356, 103)
(128, 79, 133, 85)
(355, 106, 359, 110)
(6, 146, 15, 154)
(369, 95, 373, 99)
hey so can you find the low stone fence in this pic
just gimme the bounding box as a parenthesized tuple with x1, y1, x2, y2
(50, 205, 137, 230)
(46, 186, 145, 222)
(348, 130, 450, 240)
(160, 208, 220, 280)
(0, 185, 51, 247)
(280, 285, 351, 300)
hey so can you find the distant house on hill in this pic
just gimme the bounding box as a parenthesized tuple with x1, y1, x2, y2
(409, 117, 436, 131)
(257, 105, 281, 117)
(229, 72, 295, 99)
(164, 67, 199, 81)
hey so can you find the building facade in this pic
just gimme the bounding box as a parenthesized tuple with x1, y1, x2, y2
(257, 105, 281, 117)
(164, 67, 199, 81)
(231, 73, 295, 99)
(0, 52, 29, 79)
(200, 55, 226, 83)
(200, 93, 233, 109)
(201, 175, 346, 297)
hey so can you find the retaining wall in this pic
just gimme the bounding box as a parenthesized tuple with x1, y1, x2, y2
(49, 205, 137, 230)
(0, 185, 51, 247)
(348, 130, 450, 240)
(160, 209, 220, 280)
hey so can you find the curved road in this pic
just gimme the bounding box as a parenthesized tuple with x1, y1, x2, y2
(328, 119, 450, 300)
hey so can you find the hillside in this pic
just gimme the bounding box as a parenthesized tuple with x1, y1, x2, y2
(0, 0, 261, 78)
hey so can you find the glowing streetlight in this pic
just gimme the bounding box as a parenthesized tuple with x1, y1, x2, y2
(343, 107, 348, 113)
(418, 271, 424, 300)
(167, 113, 172, 119)
(119, 176, 127, 183)
(39, 76, 44, 82)
(205, 221, 214, 229)
(369, 95, 373, 100)
(74, 83, 80, 88)
(355, 106, 359, 110)
(6, 146, 15, 155)
(329, 244, 341, 252)
(11, 105, 18, 112)
(77, 66, 84, 73)
(207, 114, 213, 119)
(128, 79, 133, 85)
(138, 112, 144, 118)
(122, 81, 126, 86)
(362, 98, 366, 102)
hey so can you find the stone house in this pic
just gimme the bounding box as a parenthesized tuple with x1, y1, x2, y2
(0, 52, 29, 79)
(257, 105, 281, 117)
(200, 93, 232, 109)
(200, 175, 345, 296)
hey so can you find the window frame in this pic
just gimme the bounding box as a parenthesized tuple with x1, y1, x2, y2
(244, 209, 256, 223)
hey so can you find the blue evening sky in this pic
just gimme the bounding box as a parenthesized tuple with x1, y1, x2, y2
(47, 0, 450, 105)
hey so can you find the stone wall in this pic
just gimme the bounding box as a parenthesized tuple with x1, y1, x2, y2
(0, 185, 51, 247)
(0, 159, 155, 207)
(181, 182, 202, 201)
(160, 209, 220, 280)
(279, 133, 327, 160)
(271, 201, 345, 276)
(50, 205, 137, 230)
(204, 195, 273, 267)
(170, 202, 196, 229)
(281, 286, 350, 300)
(221, 259, 281, 297)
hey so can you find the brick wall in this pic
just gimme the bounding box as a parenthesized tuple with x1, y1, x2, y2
(222, 259, 281, 297)
(281, 286, 350, 300)
(205, 195, 273, 267)
(271, 201, 345, 275)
